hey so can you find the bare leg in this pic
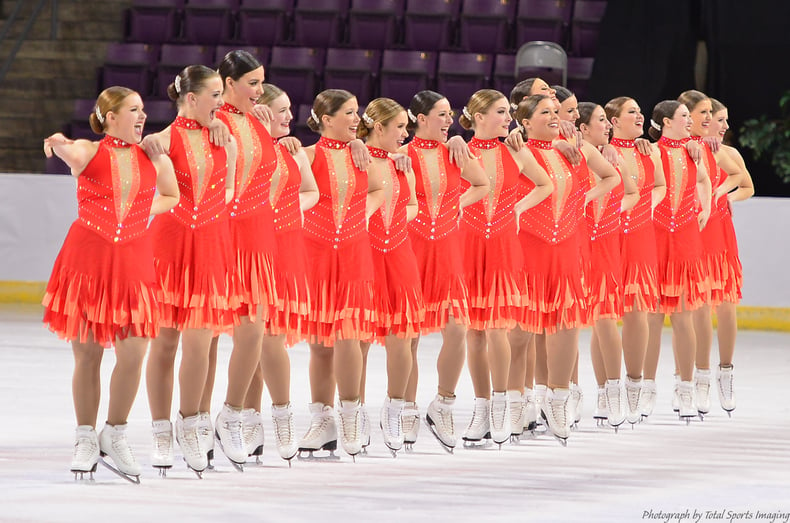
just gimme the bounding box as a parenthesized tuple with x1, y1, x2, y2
(72, 333, 104, 427)
(715, 301, 737, 367)
(107, 336, 148, 426)
(508, 326, 532, 390)
(243, 360, 264, 412)
(260, 333, 290, 406)
(487, 328, 510, 393)
(225, 319, 266, 408)
(670, 310, 696, 382)
(466, 328, 490, 399)
(545, 328, 579, 390)
(571, 352, 579, 384)
(309, 343, 336, 406)
(644, 313, 665, 381)
(334, 338, 362, 401)
(146, 327, 180, 420)
(622, 310, 648, 380)
(404, 337, 420, 403)
(178, 328, 213, 417)
(437, 317, 467, 397)
(385, 335, 412, 399)
(594, 318, 623, 380)
(590, 326, 607, 387)
(534, 334, 548, 386)
(199, 336, 219, 413)
(524, 336, 536, 389)
(359, 342, 371, 404)
(693, 304, 713, 370)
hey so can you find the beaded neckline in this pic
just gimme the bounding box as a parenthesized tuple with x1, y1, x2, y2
(658, 136, 685, 148)
(102, 135, 133, 148)
(318, 136, 348, 149)
(469, 137, 500, 149)
(689, 135, 704, 143)
(610, 137, 635, 148)
(366, 145, 390, 159)
(527, 139, 553, 150)
(411, 136, 440, 149)
(220, 103, 243, 115)
(173, 116, 202, 130)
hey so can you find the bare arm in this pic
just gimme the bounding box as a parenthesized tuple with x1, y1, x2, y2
(365, 161, 386, 224)
(404, 167, 418, 222)
(43, 133, 97, 177)
(712, 146, 746, 201)
(149, 154, 179, 216)
(649, 146, 667, 210)
(580, 141, 620, 204)
(224, 136, 237, 204)
(458, 152, 489, 213)
(511, 146, 553, 218)
(722, 145, 754, 202)
(619, 163, 640, 213)
(695, 156, 712, 230)
(293, 148, 319, 212)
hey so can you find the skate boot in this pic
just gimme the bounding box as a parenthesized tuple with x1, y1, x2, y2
(272, 403, 298, 464)
(605, 380, 625, 431)
(99, 423, 141, 483)
(593, 386, 607, 427)
(241, 408, 265, 464)
(298, 403, 338, 459)
(359, 403, 371, 453)
(337, 399, 363, 459)
(380, 396, 405, 456)
(569, 383, 583, 428)
(489, 392, 511, 448)
(624, 377, 642, 425)
(214, 404, 246, 470)
(401, 402, 420, 450)
(462, 397, 491, 447)
(176, 413, 207, 477)
(672, 375, 680, 412)
(717, 365, 736, 416)
(542, 388, 571, 446)
(425, 394, 457, 453)
(524, 388, 538, 433)
(534, 384, 547, 428)
(640, 379, 657, 419)
(677, 381, 696, 424)
(508, 390, 526, 441)
(150, 419, 173, 477)
(71, 425, 99, 481)
(197, 412, 214, 469)
(694, 368, 712, 417)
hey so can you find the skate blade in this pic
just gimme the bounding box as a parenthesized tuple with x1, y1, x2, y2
(297, 449, 341, 461)
(404, 442, 415, 452)
(71, 463, 97, 482)
(153, 465, 171, 478)
(98, 457, 140, 484)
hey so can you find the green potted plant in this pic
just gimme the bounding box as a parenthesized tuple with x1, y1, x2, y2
(739, 90, 790, 184)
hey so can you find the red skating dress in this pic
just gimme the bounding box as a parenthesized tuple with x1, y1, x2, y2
(612, 137, 660, 313)
(302, 136, 376, 345)
(717, 166, 743, 303)
(518, 139, 587, 334)
(692, 135, 731, 307)
(43, 135, 159, 347)
(149, 117, 234, 334)
(575, 151, 593, 301)
(460, 137, 525, 330)
(269, 139, 311, 344)
(217, 103, 279, 323)
(585, 160, 624, 321)
(367, 146, 425, 341)
(407, 136, 470, 333)
(653, 136, 709, 313)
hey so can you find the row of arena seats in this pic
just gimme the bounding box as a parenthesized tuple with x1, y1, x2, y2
(125, 0, 607, 57)
(97, 43, 594, 108)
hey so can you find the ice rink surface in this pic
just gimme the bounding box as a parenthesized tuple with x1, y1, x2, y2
(1, 304, 789, 523)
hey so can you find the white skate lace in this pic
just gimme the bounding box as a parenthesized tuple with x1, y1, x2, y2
(273, 412, 294, 447)
(304, 414, 330, 442)
(679, 389, 694, 410)
(439, 407, 455, 436)
(467, 404, 487, 432)
(625, 384, 640, 412)
(73, 434, 98, 464)
(385, 405, 402, 439)
(360, 408, 370, 440)
(491, 400, 507, 431)
(221, 418, 244, 450)
(339, 409, 360, 444)
(180, 426, 202, 459)
(549, 398, 567, 428)
(153, 430, 172, 459)
(109, 432, 136, 467)
(597, 390, 607, 411)
(607, 387, 621, 416)
(243, 421, 263, 448)
(510, 400, 524, 427)
(718, 371, 733, 399)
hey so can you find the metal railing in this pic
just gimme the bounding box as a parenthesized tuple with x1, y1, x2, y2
(0, 0, 58, 85)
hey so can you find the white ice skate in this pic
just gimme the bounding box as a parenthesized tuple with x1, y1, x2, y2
(507, 390, 526, 442)
(176, 413, 207, 477)
(524, 388, 539, 434)
(425, 394, 457, 453)
(462, 397, 491, 447)
(569, 383, 583, 429)
(298, 403, 339, 459)
(401, 402, 420, 451)
(593, 386, 607, 427)
(542, 388, 571, 446)
(672, 375, 680, 412)
(489, 392, 511, 448)
(99, 423, 141, 483)
(272, 403, 298, 465)
(337, 399, 363, 460)
(150, 419, 173, 477)
(359, 403, 371, 453)
(717, 365, 736, 416)
(677, 380, 696, 424)
(639, 379, 657, 419)
(71, 425, 99, 481)
(624, 377, 642, 426)
(380, 396, 405, 456)
(197, 411, 214, 469)
(214, 404, 246, 471)
(241, 408, 265, 464)
(605, 380, 625, 431)
(694, 368, 711, 417)
(534, 384, 547, 428)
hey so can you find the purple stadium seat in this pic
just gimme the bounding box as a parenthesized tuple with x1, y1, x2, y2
(515, 40, 567, 87)
(323, 48, 381, 105)
(267, 46, 327, 106)
(515, 0, 572, 48)
(436, 52, 493, 108)
(492, 53, 517, 95)
(567, 57, 595, 101)
(292, 0, 349, 48)
(346, 0, 404, 50)
(571, 1, 608, 57)
(182, 0, 238, 46)
(68, 99, 98, 140)
(459, 0, 515, 54)
(125, 0, 183, 44)
(46, 155, 72, 175)
(379, 50, 438, 107)
(238, 0, 293, 47)
(101, 43, 159, 96)
(143, 100, 177, 134)
(214, 46, 270, 69)
(402, 0, 460, 52)
(448, 109, 474, 141)
(154, 44, 215, 100)
(291, 104, 318, 146)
